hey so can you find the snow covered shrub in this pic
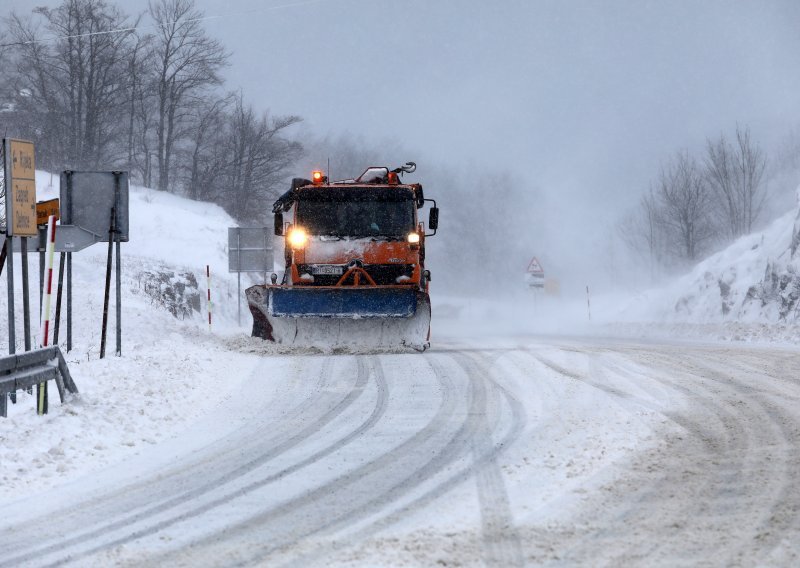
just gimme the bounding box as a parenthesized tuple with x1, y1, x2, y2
(138, 270, 202, 319)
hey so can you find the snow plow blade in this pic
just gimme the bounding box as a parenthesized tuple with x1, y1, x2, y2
(246, 285, 431, 350)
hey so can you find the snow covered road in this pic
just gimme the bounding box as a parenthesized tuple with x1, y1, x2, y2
(1, 336, 799, 567)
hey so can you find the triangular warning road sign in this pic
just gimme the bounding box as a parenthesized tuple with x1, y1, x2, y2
(527, 256, 544, 274)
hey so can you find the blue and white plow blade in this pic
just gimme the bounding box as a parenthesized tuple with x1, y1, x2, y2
(269, 287, 418, 318)
(246, 285, 431, 350)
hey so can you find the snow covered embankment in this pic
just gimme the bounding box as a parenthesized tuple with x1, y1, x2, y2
(1, 175, 260, 501)
(616, 186, 800, 342)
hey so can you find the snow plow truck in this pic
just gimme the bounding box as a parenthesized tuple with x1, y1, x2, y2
(245, 162, 439, 350)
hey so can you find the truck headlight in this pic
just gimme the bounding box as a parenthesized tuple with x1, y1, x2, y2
(289, 227, 308, 249)
(407, 232, 420, 244)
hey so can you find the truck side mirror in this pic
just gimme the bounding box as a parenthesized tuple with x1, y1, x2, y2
(274, 212, 284, 236)
(428, 207, 439, 231)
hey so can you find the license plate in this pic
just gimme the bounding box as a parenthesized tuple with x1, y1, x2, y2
(311, 265, 344, 275)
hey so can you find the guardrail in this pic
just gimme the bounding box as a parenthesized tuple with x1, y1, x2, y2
(0, 346, 78, 417)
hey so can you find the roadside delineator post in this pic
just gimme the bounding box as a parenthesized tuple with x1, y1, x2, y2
(206, 265, 212, 331)
(38, 215, 57, 415)
(586, 285, 592, 322)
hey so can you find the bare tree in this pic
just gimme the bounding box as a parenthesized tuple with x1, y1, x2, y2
(775, 126, 800, 175)
(125, 29, 151, 170)
(181, 93, 232, 201)
(618, 188, 667, 280)
(148, 0, 228, 192)
(7, 0, 137, 170)
(130, 84, 158, 186)
(218, 96, 302, 222)
(658, 151, 717, 262)
(704, 125, 767, 238)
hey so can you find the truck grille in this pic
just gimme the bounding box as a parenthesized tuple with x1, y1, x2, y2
(298, 264, 414, 286)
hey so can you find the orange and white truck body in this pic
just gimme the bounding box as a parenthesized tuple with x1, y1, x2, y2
(246, 164, 438, 350)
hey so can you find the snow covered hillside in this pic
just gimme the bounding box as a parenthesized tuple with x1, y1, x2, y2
(1, 172, 262, 498)
(619, 187, 800, 329)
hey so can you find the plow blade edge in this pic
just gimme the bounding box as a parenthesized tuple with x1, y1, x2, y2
(246, 285, 431, 349)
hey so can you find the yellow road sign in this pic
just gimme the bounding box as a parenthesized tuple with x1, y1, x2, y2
(36, 198, 60, 225)
(10, 140, 35, 180)
(11, 179, 37, 236)
(4, 138, 37, 236)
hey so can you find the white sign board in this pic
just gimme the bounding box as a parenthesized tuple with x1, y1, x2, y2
(228, 227, 273, 273)
(526, 256, 544, 275)
(525, 256, 545, 289)
(61, 171, 129, 242)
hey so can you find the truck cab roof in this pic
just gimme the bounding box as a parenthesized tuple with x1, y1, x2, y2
(273, 179, 424, 213)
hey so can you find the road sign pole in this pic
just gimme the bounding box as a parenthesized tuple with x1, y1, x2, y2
(65, 169, 72, 353)
(6, 237, 15, 355)
(66, 252, 72, 352)
(115, 236, 121, 357)
(4, 239, 16, 405)
(21, 238, 31, 351)
(114, 173, 122, 357)
(100, 207, 115, 359)
(54, 252, 65, 344)
(237, 231, 241, 326)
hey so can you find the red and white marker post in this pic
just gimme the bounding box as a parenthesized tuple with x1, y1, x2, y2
(38, 214, 57, 414)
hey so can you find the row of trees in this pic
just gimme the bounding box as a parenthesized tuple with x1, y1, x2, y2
(620, 125, 767, 273)
(0, 0, 302, 223)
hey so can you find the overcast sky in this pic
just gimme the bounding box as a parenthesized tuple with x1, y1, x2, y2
(186, 0, 800, 198)
(7, 0, 800, 286)
(10, 0, 799, 190)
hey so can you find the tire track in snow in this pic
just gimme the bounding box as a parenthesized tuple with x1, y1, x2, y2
(86, 353, 458, 565)
(33, 356, 390, 568)
(151, 349, 524, 567)
(10, 355, 335, 546)
(539, 347, 772, 564)
(455, 350, 525, 568)
(3, 355, 376, 568)
(673, 350, 800, 565)
(622, 348, 800, 566)
(521, 344, 800, 566)
(281, 348, 527, 568)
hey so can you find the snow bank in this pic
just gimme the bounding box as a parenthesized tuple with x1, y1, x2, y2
(618, 186, 800, 326)
(1, 171, 261, 499)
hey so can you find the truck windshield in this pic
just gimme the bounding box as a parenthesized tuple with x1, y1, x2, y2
(297, 200, 415, 237)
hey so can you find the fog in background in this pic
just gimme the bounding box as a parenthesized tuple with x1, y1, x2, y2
(6, 0, 800, 301)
